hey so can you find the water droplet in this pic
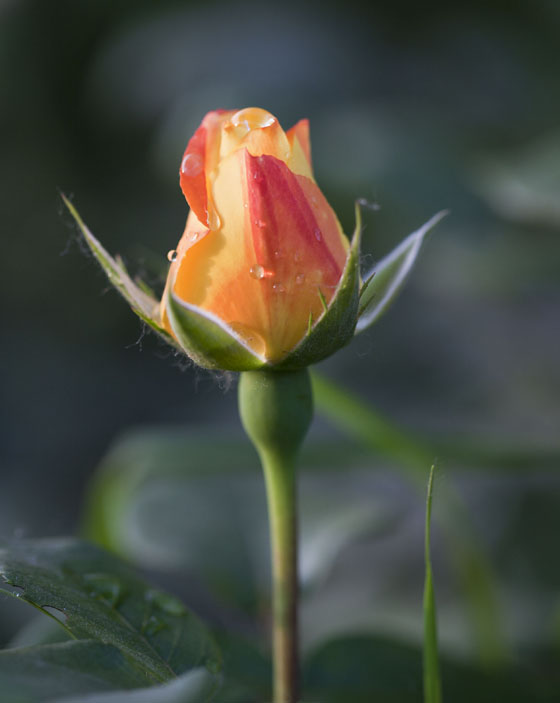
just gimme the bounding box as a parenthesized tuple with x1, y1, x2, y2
(83, 573, 124, 608)
(272, 283, 285, 293)
(143, 614, 167, 637)
(254, 218, 266, 228)
(273, 249, 283, 259)
(243, 202, 248, 209)
(181, 152, 203, 177)
(250, 264, 265, 279)
(167, 249, 178, 262)
(229, 321, 266, 357)
(357, 197, 381, 211)
(231, 108, 276, 132)
(206, 208, 221, 231)
(253, 170, 264, 183)
(250, 264, 274, 279)
(314, 228, 322, 241)
(145, 589, 187, 616)
(43, 606, 67, 623)
(295, 273, 305, 285)
(187, 231, 199, 243)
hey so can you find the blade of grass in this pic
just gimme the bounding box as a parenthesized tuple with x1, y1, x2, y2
(423, 465, 442, 703)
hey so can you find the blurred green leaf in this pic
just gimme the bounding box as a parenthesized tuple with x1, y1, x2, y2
(311, 373, 560, 474)
(8, 614, 70, 649)
(0, 640, 217, 703)
(312, 373, 509, 667)
(473, 132, 560, 226)
(83, 429, 392, 615)
(356, 211, 448, 333)
(0, 539, 221, 694)
(423, 465, 442, 703)
(303, 634, 556, 703)
(51, 668, 218, 703)
(0, 640, 145, 702)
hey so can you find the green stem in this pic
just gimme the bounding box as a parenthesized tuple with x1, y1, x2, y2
(261, 447, 299, 703)
(238, 368, 313, 703)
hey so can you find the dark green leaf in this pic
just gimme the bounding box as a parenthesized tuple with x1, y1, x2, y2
(0, 539, 221, 686)
(0, 640, 143, 702)
(52, 668, 218, 703)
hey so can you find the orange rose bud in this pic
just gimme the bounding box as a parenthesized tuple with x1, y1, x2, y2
(162, 108, 361, 370)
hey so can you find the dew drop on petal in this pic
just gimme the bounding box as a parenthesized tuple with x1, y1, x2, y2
(231, 108, 276, 133)
(295, 273, 305, 285)
(273, 249, 283, 259)
(207, 208, 221, 231)
(187, 231, 199, 243)
(181, 152, 203, 177)
(229, 321, 266, 357)
(250, 264, 265, 279)
(314, 228, 322, 241)
(272, 283, 285, 293)
(254, 219, 266, 228)
(167, 249, 178, 262)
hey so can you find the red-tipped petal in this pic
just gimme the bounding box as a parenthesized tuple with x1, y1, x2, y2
(287, 118, 311, 164)
(179, 109, 233, 227)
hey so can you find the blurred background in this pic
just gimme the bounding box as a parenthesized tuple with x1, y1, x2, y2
(1, 0, 559, 698)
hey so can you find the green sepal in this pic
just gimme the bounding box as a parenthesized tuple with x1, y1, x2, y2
(166, 289, 267, 371)
(275, 202, 362, 370)
(62, 195, 179, 349)
(356, 210, 448, 333)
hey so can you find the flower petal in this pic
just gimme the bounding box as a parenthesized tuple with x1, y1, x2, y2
(286, 118, 312, 174)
